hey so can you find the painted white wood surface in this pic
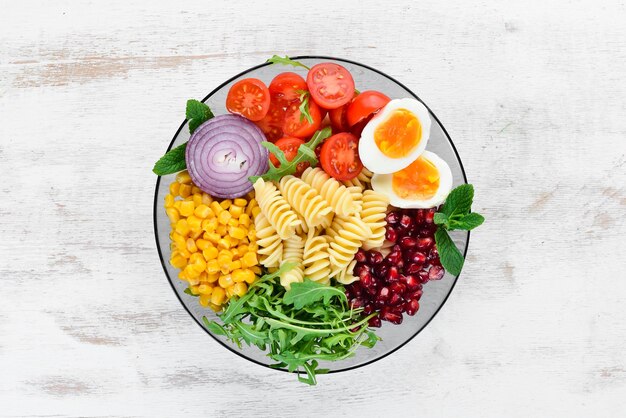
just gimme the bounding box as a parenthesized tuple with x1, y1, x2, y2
(1, 0, 625, 416)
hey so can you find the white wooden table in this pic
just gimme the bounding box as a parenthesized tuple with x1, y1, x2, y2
(2, 1, 625, 416)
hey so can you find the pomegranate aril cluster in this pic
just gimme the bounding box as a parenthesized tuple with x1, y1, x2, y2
(345, 208, 444, 327)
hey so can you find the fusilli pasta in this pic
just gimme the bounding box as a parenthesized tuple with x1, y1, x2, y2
(333, 259, 359, 285)
(279, 175, 332, 228)
(361, 190, 390, 250)
(280, 234, 305, 289)
(327, 215, 370, 272)
(342, 167, 373, 190)
(253, 178, 300, 240)
(254, 211, 283, 268)
(300, 167, 357, 217)
(302, 229, 331, 285)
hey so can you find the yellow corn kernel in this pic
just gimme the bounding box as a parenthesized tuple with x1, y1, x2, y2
(170, 231, 185, 247)
(199, 294, 211, 307)
(175, 219, 190, 236)
(191, 186, 202, 195)
(218, 274, 234, 288)
(190, 251, 204, 265)
(187, 285, 200, 295)
(232, 268, 255, 283)
(176, 171, 192, 184)
(225, 285, 236, 298)
(208, 302, 222, 312)
(210, 201, 223, 215)
(170, 255, 187, 269)
(232, 282, 248, 297)
(165, 207, 180, 224)
(217, 238, 231, 250)
(178, 248, 191, 259)
(233, 198, 247, 207)
(173, 200, 182, 210)
(229, 205, 243, 218)
(228, 226, 247, 240)
(206, 272, 220, 283)
(215, 225, 227, 237)
(186, 238, 198, 253)
(195, 239, 210, 251)
(164, 194, 175, 208)
(194, 204, 211, 219)
(242, 252, 258, 267)
(187, 215, 202, 231)
(206, 259, 220, 274)
(247, 228, 256, 241)
(198, 284, 213, 295)
(193, 193, 203, 207)
(179, 183, 192, 198)
(184, 264, 201, 279)
(248, 242, 258, 253)
(227, 218, 239, 227)
(178, 269, 189, 281)
(250, 265, 262, 276)
(169, 182, 181, 196)
(178, 200, 194, 217)
(220, 199, 232, 210)
(239, 213, 251, 228)
(239, 237, 250, 245)
(191, 230, 203, 240)
(201, 193, 213, 206)
(205, 232, 221, 244)
(251, 206, 261, 217)
(218, 210, 232, 225)
(202, 218, 218, 233)
(211, 287, 226, 305)
(202, 246, 218, 260)
(229, 260, 241, 271)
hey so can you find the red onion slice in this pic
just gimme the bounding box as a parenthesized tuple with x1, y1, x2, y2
(185, 114, 268, 198)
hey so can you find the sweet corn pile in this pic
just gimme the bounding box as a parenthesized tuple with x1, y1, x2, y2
(165, 171, 261, 311)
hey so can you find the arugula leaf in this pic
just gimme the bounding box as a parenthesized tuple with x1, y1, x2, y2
(266, 55, 310, 70)
(186, 99, 214, 134)
(283, 280, 347, 309)
(297, 91, 313, 124)
(435, 228, 464, 276)
(152, 142, 187, 175)
(449, 212, 484, 231)
(249, 127, 332, 183)
(440, 184, 474, 217)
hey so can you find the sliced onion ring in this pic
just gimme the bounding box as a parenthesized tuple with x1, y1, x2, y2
(185, 114, 269, 198)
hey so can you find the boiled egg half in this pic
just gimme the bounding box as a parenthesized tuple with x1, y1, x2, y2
(359, 98, 431, 174)
(371, 151, 452, 209)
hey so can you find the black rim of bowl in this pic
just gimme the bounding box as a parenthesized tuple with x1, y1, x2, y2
(153, 55, 470, 376)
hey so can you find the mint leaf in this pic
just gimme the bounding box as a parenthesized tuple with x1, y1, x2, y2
(186, 99, 214, 134)
(441, 184, 474, 217)
(152, 142, 187, 175)
(283, 280, 347, 310)
(435, 229, 464, 276)
(450, 212, 484, 231)
(266, 55, 310, 70)
(433, 212, 448, 226)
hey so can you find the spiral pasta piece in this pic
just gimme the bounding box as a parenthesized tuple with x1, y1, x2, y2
(327, 216, 370, 271)
(361, 190, 390, 250)
(302, 230, 331, 285)
(300, 167, 357, 217)
(342, 167, 373, 190)
(346, 186, 364, 213)
(278, 175, 332, 228)
(334, 259, 359, 285)
(253, 178, 300, 240)
(254, 211, 283, 268)
(280, 235, 305, 289)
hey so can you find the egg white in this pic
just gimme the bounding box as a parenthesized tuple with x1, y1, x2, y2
(371, 151, 453, 209)
(359, 98, 432, 174)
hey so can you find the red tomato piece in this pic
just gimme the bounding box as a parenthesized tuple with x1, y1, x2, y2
(269, 72, 307, 103)
(319, 132, 363, 181)
(226, 78, 271, 121)
(255, 100, 286, 142)
(269, 136, 310, 176)
(329, 103, 350, 133)
(306, 63, 355, 109)
(346, 90, 390, 127)
(282, 98, 322, 138)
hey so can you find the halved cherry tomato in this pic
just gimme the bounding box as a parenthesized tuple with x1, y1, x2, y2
(346, 90, 390, 127)
(282, 98, 322, 138)
(255, 100, 286, 142)
(269, 72, 307, 103)
(319, 132, 363, 181)
(329, 104, 350, 133)
(269, 136, 309, 176)
(226, 78, 271, 121)
(306, 63, 355, 109)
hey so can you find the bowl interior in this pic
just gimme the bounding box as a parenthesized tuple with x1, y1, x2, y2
(153, 56, 469, 373)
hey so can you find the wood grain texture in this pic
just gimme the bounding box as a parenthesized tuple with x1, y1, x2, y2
(1, 0, 625, 416)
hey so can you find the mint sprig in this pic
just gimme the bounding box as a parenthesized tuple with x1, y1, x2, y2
(434, 184, 484, 276)
(266, 55, 310, 70)
(186, 99, 214, 134)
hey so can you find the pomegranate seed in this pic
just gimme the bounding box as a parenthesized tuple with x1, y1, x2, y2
(429, 265, 445, 280)
(385, 211, 400, 224)
(416, 237, 433, 251)
(428, 247, 441, 265)
(389, 282, 406, 296)
(387, 266, 400, 283)
(374, 264, 388, 279)
(400, 236, 417, 248)
(368, 316, 382, 328)
(369, 251, 384, 265)
(385, 228, 397, 242)
(355, 264, 370, 276)
(386, 250, 402, 265)
(406, 263, 421, 274)
(350, 298, 364, 308)
(425, 209, 435, 224)
(414, 210, 425, 224)
(407, 289, 423, 301)
(411, 251, 427, 264)
(402, 274, 421, 290)
(418, 270, 430, 283)
(389, 293, 403, 306)
(360, 272, 374, 287)
(405, 299, 420, 316)
(366, 285, 377, 296)
(380, 308, 403, 324)
(377, 286, 390, 302)
(400, 214, 412, 229)
(355, 249, 367, 263)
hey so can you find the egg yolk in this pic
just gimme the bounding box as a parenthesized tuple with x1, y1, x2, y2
(374, 108, 422, 158)
(392, 156, 440, 200)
